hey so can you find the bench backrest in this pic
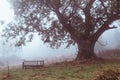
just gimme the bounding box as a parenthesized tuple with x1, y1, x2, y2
(23, 60, 44, 65)
(22, 60, 44, 69)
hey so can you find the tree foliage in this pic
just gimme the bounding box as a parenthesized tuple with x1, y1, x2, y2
(3, 0, 120, 59)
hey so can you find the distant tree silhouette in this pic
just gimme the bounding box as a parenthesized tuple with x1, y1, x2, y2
(0, 20, 4, 25)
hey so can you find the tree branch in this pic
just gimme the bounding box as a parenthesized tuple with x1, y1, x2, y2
(62, 1, 72, 15)
(47, 1, 78, 41)
(108, 26, 117, 29)
(83, 0, 96, 36)
(99, 0, 109, 18)
(92, 14, 120, 43)
(84, 0, 96, 11)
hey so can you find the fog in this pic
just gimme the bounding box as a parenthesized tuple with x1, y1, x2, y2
(95, 20, 120, 51)
(0, 23, 120, 67)
(0, 0, 120, 68)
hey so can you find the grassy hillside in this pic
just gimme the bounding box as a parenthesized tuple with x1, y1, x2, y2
(0, 60, 120, 80)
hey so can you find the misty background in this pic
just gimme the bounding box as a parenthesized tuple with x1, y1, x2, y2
(0, 0, 120, 68)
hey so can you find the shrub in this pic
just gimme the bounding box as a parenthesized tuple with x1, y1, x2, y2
(94, 69, 120, 80)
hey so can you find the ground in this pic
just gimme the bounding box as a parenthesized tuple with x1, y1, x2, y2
(0, 60, 120, 80)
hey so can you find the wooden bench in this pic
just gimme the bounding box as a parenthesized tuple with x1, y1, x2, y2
(22, 60, 44, 69)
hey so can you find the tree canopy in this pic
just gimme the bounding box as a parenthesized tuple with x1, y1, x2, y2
(3, 0, 120, 59)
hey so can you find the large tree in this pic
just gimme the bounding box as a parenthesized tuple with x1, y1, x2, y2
(3, 0, 120, 60)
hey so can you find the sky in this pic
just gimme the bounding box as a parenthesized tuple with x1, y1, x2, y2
(0, 0, 120, 62)
(0, 0, 14, 23)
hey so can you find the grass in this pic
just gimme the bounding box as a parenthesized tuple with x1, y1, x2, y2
(0, 60, 120, 80)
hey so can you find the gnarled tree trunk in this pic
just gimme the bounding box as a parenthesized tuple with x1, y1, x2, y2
(76, 40, 96, 60)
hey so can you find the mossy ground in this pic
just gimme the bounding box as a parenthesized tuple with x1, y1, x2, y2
(0, 60, 120, 80)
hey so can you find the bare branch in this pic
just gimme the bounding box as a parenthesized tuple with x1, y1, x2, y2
(62, 1, 72, 15)
(108, 26, 117, 29)
(84, 0, 96, 11)
(67, 2, 78, 19)
(99, 0, 109, 18)
(92, 15, 120, 43)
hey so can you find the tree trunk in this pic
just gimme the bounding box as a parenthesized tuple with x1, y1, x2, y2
(76, 40, 96, 60)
